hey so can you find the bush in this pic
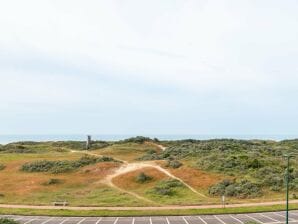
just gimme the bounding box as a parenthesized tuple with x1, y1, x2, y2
(151, 179, 184, 196)
(21, 160, 57, 172)
(147, 149, 157, 154)
(2, 143, 35, 153)
(270, 185, 282, 192)
(21, 155, 117, 173)
(50, 162, 74, 174)
(289, 178, 298, 190)
(162, 179, 184, 188)
(209, 179, 262, 198)
(253, 167, 286, 190)
(0, 218, 19, 224)
(91, 141, 110, 149)
(208, 179, 233, 196)
(153, 138, 160, 142)
(97, 156, 115, 162)
(43, 178, 63, 185)
(154, 187, 173, 196)
(119, 136, 152, 144)
(138, 152, 160, 161)
(166, 160, 182, 169)
(0, 164, 5, 171)
(51, 141, 85, 150)
(135, 172, 152, 183)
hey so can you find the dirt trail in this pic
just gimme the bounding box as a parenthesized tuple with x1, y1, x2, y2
(100, 161, 207, 198)
(71, 145, 207, 202)
(70, 150, 128, 164)
(149, 142, 167, 151)
(156, 144, 166, 151)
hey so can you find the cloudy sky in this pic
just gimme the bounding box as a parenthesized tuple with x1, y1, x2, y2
(0, 0, 298, 135)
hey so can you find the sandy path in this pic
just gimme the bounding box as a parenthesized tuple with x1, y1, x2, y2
(101, 161, 207, 198)
(0, 200, 297, 210)
(149, 142, 167, 151)
(71, 147, 206, 201)
(70, 150, 128, 164)
(156, 144, 167, 151)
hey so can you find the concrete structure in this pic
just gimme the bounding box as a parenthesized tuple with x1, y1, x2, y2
(86, 135, 91, 150)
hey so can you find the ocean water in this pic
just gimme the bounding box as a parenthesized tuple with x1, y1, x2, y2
(0, 134, 297, 144)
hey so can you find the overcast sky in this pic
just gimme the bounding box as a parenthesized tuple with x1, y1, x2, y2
(0, 0, 298, 135)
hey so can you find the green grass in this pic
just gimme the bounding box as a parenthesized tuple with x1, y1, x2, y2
(145, 179, 204, 205)
(97, 143, 159, 162)
(0, 204, 297, 217)
(0, 218, 19, 224)
(0, 186, 149, 207)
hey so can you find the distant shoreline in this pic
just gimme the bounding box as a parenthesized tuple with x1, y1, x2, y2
(0, 134, 297, 144)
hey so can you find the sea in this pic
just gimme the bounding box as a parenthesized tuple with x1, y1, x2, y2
(0, 134, 297, 144)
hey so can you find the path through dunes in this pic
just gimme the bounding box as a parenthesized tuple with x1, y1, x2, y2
(101, 161, 207, 199)
(71, 146, 207, 203)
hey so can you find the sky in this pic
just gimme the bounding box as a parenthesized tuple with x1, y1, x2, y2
(0, 0, 298, 135)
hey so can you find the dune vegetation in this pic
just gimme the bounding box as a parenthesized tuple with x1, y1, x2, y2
(0, 137, 297, 207)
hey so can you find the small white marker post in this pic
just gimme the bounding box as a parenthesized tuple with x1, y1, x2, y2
(221, 195, 225, 208)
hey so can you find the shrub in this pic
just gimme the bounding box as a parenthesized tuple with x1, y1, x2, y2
(147, 149, 157, 154)
(289, 178, 298, 190)
(91, 141, 110, 149)
(138, 152, 160, 161)
(166, 160, 182, 169)
(161, 179, 184, 188)
(209, 179, 262, 198)
(151, 179, 184, 196)
(21, 160, 57, 172)
(21, 155, 117, 173)
(0, 218, 19, 224)
(247, 158, 263, 169)
(0, 164, 5, 171)
(270, 185, 282, 192)
(51, 141, 85, 150)
(208, 179, 233, 196)
(50, 162, 74, 174)
(135, 172, 152, 183)
(153, 187, 173, 196)
(97, 156, 115, 162)
(263, 175, 283, 188)
(2, 143, 35, 153)
(43, 178, 63, 185)
(119, 136, 152, 144)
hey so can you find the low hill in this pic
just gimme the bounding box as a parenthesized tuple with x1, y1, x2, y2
(0, 137, 297, 206)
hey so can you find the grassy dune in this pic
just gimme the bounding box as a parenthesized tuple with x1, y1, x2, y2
(0, 138, 297, 208)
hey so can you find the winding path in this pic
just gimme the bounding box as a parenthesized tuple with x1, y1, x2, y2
(102, 161, 206, 198)
(71, 146, 206, 201)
